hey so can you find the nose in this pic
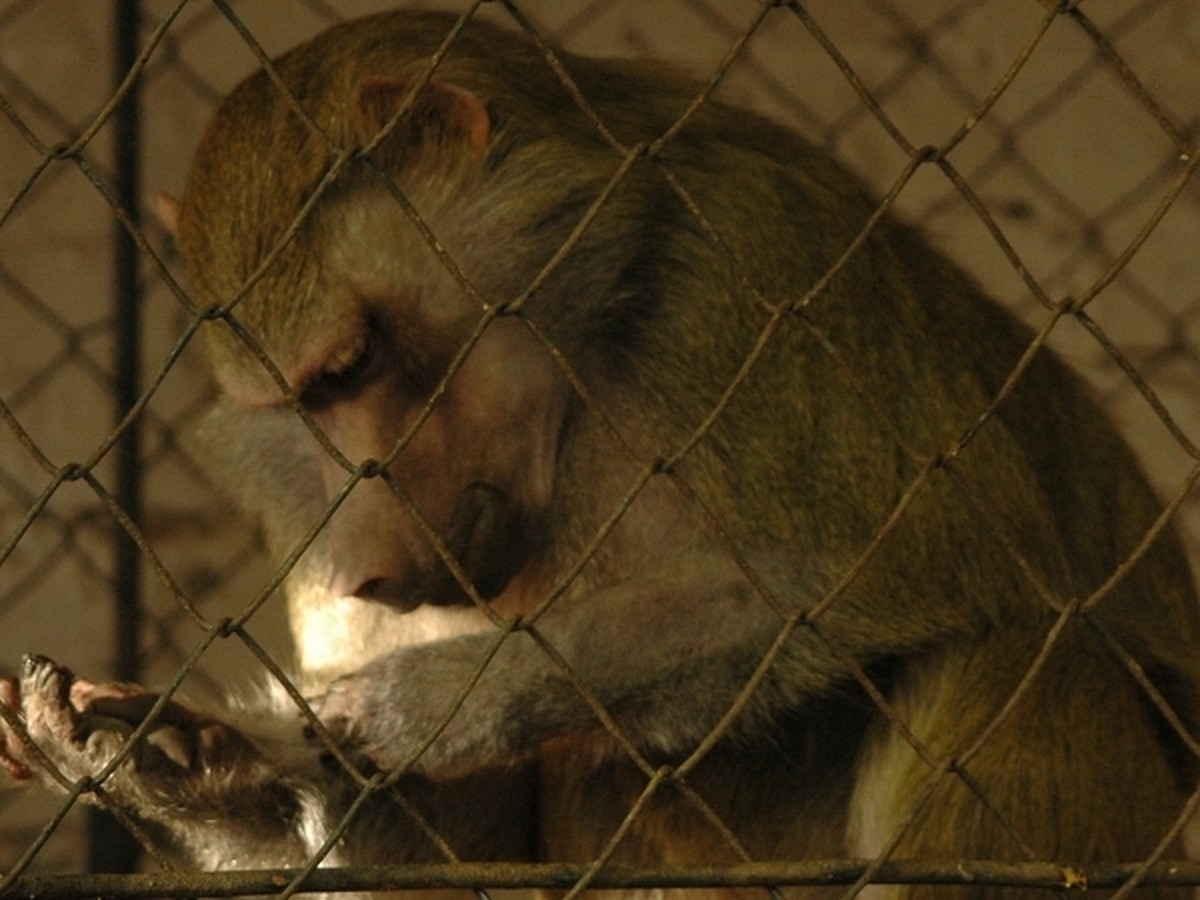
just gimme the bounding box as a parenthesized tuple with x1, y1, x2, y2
(320, 470, 429, 610)
(328, 571, 419, 610)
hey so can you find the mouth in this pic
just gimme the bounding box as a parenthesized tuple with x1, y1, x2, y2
(445, 483, 528, 603)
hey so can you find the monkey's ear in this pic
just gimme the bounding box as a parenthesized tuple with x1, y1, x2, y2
(354, 78, 491, 172)
(157, 192, 181, 237)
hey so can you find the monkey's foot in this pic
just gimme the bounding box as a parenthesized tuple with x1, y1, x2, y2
(0, 655, 256, 797)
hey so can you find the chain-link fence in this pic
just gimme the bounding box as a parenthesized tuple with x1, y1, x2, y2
(2, 1, 1200, 897)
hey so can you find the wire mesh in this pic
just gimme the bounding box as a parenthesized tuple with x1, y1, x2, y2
(1, 0, 1199, 896)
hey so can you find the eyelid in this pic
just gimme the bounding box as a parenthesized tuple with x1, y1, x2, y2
(325, 328, 372, 380)
(301, 322, 378, 408)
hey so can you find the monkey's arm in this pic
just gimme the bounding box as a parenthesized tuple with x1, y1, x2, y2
(313, 554, 957, 778)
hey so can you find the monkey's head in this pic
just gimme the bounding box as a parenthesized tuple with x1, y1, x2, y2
(174, 13, 654, 613)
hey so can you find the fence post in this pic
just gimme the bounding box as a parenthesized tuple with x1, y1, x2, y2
(88, 0, 145, 874)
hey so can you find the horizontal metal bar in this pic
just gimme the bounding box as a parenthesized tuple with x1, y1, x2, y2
(6, 859, 1200, 898)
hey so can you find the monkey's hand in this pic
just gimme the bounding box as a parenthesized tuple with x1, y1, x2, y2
(0, 655, 259, 802)
(309, 633, 558, 780)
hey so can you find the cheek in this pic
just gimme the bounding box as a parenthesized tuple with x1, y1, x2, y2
(310, 320, 565, 519)
(311, 376, 433, 478)
(445, 330, 569, 506)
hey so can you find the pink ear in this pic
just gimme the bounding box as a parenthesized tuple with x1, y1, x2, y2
(354, 77, 490, 170)
(156, 192, 181, 236)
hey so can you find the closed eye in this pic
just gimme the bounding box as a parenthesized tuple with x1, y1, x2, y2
(326, 329, 373, 382)
(301, 324, 379, 409)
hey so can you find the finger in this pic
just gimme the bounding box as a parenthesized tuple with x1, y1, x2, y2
(0, 680, 32, 780)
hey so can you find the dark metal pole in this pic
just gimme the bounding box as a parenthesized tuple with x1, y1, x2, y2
(89, 0, 144, 873)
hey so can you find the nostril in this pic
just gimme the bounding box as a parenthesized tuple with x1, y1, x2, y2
(351, 577, 390, 601)
(330, 574, 421, 612)
(328, 570, 385, 601)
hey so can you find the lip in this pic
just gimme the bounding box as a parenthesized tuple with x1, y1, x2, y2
(455, 483, 502, 592)
(451, 482, 524, 601)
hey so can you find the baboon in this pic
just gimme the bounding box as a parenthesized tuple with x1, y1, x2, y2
(3, 10, 1198, 899)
